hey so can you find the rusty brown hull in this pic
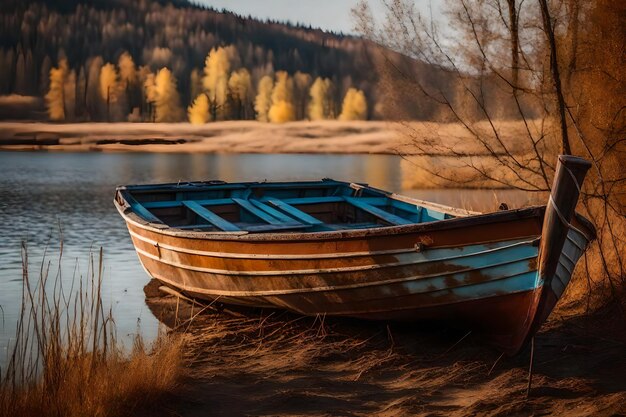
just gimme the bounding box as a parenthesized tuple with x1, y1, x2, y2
(114, 156, 595, 355)
(117, 202, 588, 354)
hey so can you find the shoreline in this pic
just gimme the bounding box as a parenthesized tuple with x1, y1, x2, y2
(0, 119, 551, 190)
(0, 120, 406, 154)
(0, 119, 534, 155)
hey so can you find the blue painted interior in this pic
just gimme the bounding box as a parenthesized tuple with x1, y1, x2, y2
(124, 180, 458, 232)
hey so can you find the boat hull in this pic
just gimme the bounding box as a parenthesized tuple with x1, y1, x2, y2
(115, 155, 595, 355)
(117, 203, 591, 354)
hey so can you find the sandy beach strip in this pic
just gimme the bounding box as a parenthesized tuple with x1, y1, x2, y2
(0, 119, 538, 155)
(0, 120, 407, 154)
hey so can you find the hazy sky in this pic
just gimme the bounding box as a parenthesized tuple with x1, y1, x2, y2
(194, 1, 439, 34)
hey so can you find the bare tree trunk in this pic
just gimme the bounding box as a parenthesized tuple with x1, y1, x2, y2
(539, 0, 572, 155)
(61, 81, 66, 122)
(564, 0, 580, 87)
(506, 0, 520, 90)
(106, 86, 110, 123)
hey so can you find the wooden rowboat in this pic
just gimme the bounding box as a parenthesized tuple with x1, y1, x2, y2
(114, 155, 595, 354)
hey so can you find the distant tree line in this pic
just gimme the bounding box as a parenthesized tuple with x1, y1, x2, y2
(44, 46, 368, 123)
(0, 0, 376, 122)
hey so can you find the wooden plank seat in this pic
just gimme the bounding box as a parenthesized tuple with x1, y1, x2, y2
(232, 198, 286, 225)
(279, 196, 389, 206)
(233, 198, 311, 231)
(264, 196, 422, 226)
(275, 196, 423, 224)
(343, 197, 414, 225)
(247, 198, 300, 223)
(262, 198, 325, 225)
(182, 200, 241, 231)
(176, 199, 315, 232)
(133, 193, 433, 231)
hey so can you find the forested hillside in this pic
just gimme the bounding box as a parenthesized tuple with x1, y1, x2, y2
(0, 0, 385, 121)
(0, 0, 517, 123)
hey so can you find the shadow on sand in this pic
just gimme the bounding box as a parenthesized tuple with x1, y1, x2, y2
(143, 280, 626, 417)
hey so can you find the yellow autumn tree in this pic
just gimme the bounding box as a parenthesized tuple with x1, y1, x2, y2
(188, 94, 209, 124)
(339, 88, 367, 121)
(45, 58, 68, 121)
(154, 67, 184, 122)
(142, 71, 157, 121)
(293, 71, 312, 120)
(228, 68, 251, 119)
(255, 75, 273, 122)
(202, 47, 232, 120)
(268, 71, 295, 123)
(99, 63, 118, 121)
(308, 77, 333, 120)
(63, 69, 76, 121)
(118, 52, 137, 88)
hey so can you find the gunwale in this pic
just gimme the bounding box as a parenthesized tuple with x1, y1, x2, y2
(116, 197, 548, 242)
(115, 193, 595, 246)
(118, 201, 593, 251)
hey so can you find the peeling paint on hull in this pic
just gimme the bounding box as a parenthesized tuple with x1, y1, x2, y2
(114, 156, 596, 354)
(118, 204, 591, 355)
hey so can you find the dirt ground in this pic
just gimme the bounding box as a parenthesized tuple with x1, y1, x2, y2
(143, 280, 626, 417)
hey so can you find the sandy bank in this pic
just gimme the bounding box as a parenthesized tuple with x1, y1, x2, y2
(0, 120, 533, 156)
(0, 120, 404, 154)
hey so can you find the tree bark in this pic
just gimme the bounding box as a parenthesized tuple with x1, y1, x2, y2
(539, 0, 572, 155)
(506, 0, 520, 90)
(565, 0, 580, 87)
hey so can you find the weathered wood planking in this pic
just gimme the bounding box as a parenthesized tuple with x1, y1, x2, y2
(115, 158, 595, 355)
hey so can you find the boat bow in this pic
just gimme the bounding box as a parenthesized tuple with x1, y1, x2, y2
(509, 155, 595, 354)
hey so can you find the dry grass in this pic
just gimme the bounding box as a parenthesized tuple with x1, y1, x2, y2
(397, 119, 560, 190)
(0, 120, 398, 153)
(400, 155, 550, 190)
(565, 201, 626, 308)
(144, 285, 626, 416)
(0, 243, 183, 417)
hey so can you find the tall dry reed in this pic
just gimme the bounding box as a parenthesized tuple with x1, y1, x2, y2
(0, 242, 182, 417)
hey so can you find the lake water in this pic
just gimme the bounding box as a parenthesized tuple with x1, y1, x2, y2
(0, 152, 538, 364)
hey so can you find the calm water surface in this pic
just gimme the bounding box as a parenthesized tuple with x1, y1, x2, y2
(0, 152, 537, 364)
